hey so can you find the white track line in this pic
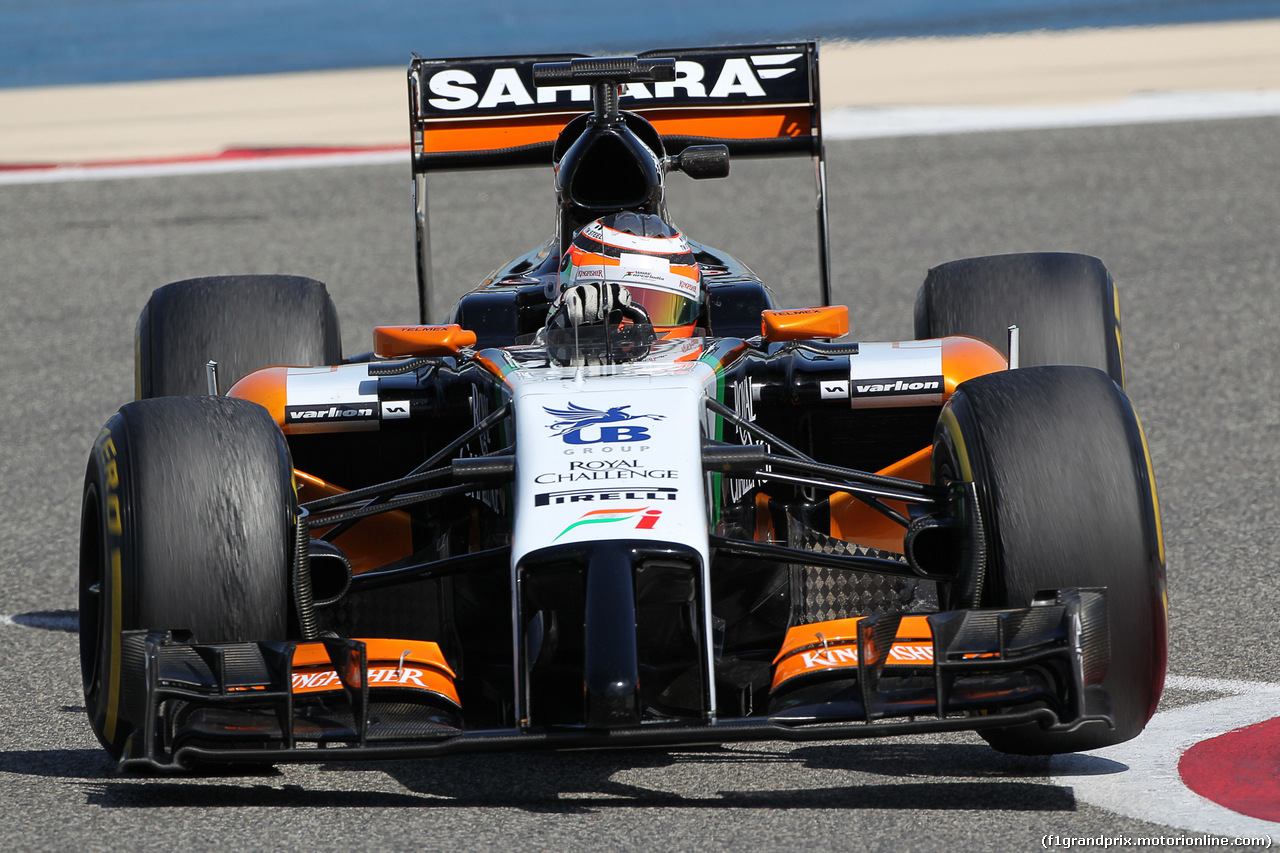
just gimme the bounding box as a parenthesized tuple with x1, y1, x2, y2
(1165, 674, 1280, 696)
(1051, 677, 1280, 839)
(4, 90, 1280, 186)
(824, 89, 1280, 139)
(0, 149, 408, 185)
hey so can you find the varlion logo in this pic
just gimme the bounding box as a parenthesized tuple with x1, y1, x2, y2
(850, 376, 944, 397)
(286, 404, 377, 421)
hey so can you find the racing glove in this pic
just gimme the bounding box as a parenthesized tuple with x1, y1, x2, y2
(542, 282, 654, 364)
(546, 282, 635, 329)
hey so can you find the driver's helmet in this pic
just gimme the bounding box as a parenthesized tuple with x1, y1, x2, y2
(558, 211, 702, 336)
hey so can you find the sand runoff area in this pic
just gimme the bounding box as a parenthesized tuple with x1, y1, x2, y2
(1, 18, 1278, 165)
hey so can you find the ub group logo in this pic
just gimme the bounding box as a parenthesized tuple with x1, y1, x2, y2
(544, 403, 665, 445)
(554, 507, 663, 541)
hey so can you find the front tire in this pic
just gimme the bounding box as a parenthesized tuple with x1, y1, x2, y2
(79, 396, 295, 757)
(933, 366, 1165, 753)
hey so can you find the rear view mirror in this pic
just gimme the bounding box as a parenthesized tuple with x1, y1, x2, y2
(671, 145, 730, 180)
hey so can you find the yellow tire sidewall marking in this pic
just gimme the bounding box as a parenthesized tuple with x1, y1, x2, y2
(1113, 285, 1126, 386)
(1133, 412, 1166, 568)
(104, 547, 122, 743)
(94, 426, 125, 745)
(937, 406, 973, 482)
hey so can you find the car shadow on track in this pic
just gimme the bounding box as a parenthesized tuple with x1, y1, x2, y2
(379, 743, 1090, 812)
(3, 609, 78, 632)
(0, 749, 117, 781)
(5, 742, 1124, 812)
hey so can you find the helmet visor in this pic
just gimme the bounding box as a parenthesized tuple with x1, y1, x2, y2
(626, 284, 700, 327)
(563, 246, 702, 328)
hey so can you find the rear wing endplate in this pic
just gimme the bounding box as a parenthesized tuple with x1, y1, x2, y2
(408, 42, 830, 322)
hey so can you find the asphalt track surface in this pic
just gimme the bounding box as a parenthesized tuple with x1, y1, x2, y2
(1, 115, 1278, 851)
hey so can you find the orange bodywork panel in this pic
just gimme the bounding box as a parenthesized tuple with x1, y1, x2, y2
(374, 324, 477, 358)
(753, 492, 775, 542)
(295, 471, 414, 575)
(829, 447, 933, 554)
(772, 616, 935, 691)
(646, 107, 812, 140)
(290, 638, 459, 706)
(228, 365, 289, 426)
(421, 112, 577, 153)
(761, 306, 849, 342)
(936, 335, 1009, 397)
(421, 107, 812, 155)
(229, 365, 382, 436)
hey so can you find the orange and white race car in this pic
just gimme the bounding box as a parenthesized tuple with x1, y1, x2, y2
(77, 44, 1166, 771)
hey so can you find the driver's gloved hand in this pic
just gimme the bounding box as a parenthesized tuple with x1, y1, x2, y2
(547, 282, 633, 330)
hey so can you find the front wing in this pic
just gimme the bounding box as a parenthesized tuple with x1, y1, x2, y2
(117, 589, 1110, 771)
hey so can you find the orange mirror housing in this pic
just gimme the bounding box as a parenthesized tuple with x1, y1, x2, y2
(373, 324, 477, 358)
(761, 306, 849, 342)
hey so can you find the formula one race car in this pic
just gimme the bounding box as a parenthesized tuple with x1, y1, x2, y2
(78, 43, 1166, 771)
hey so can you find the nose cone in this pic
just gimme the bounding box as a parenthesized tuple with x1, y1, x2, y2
(585, 676, 641, 729)
(582, 541, 642, 729)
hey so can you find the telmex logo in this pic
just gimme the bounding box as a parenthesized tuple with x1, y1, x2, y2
(424, 54, 803, 112)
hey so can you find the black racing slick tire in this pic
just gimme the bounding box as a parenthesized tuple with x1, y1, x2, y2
(79, 395, 296, 759)
(136, 274, 342, 398)
(914, 252, 1124, 386)
(933, 366, 1166, 754)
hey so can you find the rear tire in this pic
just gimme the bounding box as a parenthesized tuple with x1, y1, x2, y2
(136, 274, 342, 398)
(915, 252, 1124, 386)
(79, 396, 295, 758)
(933, 366, 1165, 753)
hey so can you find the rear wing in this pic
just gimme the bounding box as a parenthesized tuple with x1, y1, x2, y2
(408, 42, 830, 323)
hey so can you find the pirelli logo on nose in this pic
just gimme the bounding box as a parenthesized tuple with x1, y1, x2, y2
(850, 375, 945, 398)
